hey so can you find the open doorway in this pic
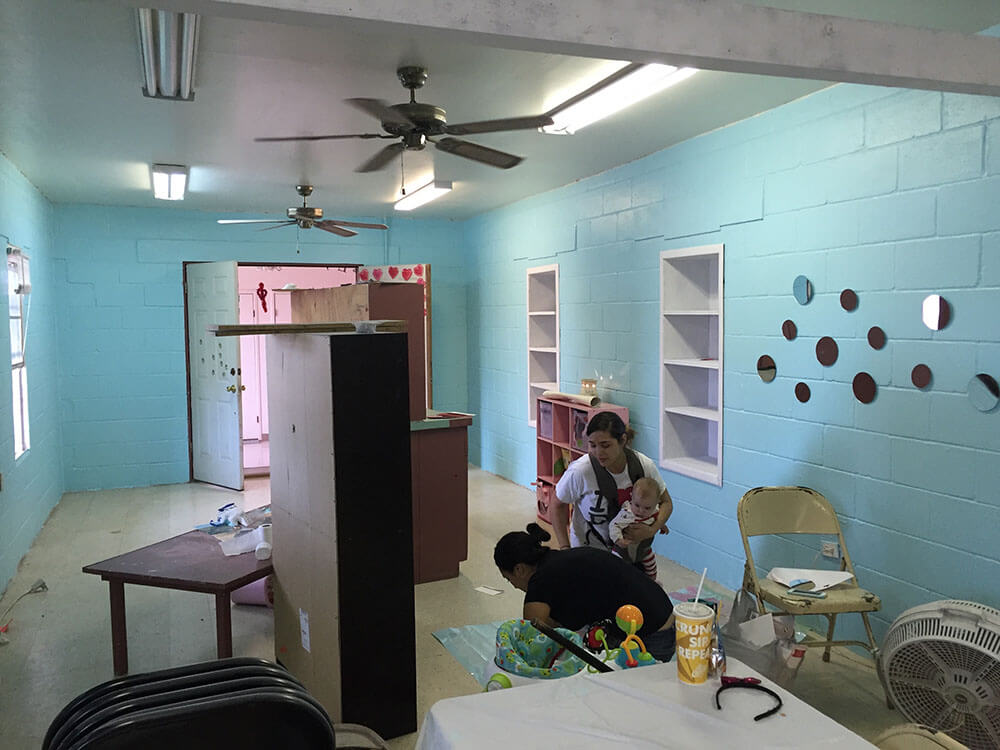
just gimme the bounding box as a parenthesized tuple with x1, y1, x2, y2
(237, 264, 357, 475)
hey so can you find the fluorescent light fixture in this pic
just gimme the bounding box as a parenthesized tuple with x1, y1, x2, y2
(151, 164, 188, 200)
(394, 180, 453, 212)
(136, 8, 200, 100)
(543, 63, 698, 135)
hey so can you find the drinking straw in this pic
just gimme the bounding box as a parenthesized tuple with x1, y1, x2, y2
(694, 567, 707, 603)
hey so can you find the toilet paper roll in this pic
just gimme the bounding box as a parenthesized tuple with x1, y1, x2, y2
(255, 541, 273, 561)
(259, 523, 272, 545)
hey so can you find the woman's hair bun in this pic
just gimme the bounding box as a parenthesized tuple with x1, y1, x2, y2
(526, 522, 551, 543)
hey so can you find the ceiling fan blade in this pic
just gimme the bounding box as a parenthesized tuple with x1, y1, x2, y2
(254, 133, 392, 142)
(356, 142, 406, 173)
(346, 98, 415, 130)
(259, 222, 296, 231)
(314, 222, 357, 238)
(325, 220, 388, 230)
(444, 114, 554, 136)
(434, 137, 523, 169)
(217, 219, 289, 225)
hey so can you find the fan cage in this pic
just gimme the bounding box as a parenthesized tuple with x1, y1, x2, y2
(882, 600, 1000, 750)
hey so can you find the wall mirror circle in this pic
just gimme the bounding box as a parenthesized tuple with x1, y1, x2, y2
(853, 372, 877, 404)
(781, 320, 797, 340)
(840, 289, 858, 312)
(795, 382, 811, 403)
(867, 326, 886, 350)
(922, 294, 951, 331)
(911, 364, 932, 390)
(816, 336, 839, 366)
(757, 355, 777, 383)
(968, 373, 999, 413)
(793, 275, 812, 305)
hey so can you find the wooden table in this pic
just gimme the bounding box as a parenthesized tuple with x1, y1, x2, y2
(83, 530, 274, 676)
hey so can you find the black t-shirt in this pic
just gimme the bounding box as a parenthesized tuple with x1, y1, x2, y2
(524, 547, 673, 636)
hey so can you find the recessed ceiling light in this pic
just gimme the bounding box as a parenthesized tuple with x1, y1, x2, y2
(151, 163, 188, 200)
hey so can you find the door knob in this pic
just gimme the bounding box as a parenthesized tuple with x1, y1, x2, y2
(226, 385, 246, 393)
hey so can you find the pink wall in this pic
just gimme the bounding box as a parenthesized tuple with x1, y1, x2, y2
(238, 264, 356, 293)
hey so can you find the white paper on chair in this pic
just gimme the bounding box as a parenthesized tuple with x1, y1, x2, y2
(766, 567, 853, 591)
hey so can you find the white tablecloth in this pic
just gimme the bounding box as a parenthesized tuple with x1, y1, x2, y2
(415, 658, 875, 749)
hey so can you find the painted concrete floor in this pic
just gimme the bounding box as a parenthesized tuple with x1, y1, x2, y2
(0, 468, 899, 748)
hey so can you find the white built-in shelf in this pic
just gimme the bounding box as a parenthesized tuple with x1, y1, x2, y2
(527, 264, 559, 427)
(663, 358, 720, 370)
(660, 244, 724, 486)
(664, 405, 720, 422)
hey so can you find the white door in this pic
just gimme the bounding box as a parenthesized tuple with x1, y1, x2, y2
(187, 261, 243, 490)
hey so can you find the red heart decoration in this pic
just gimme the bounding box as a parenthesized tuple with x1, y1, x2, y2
(372, 268, 383, 281)
(359, 268, 369, 281)
(416, 277, 425, 285)
(388, 266, 399, 279)
(401, 268, 413, 281)
(413, 264, 423, 276)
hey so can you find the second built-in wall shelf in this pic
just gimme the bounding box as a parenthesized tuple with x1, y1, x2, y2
(659, 244, 724, 486)
(527, 264, 559, 426)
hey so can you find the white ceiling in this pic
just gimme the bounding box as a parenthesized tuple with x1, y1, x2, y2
(1, 0, 999, 221)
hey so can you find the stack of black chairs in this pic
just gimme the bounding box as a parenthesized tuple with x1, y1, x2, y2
(43, 658, 337, 750)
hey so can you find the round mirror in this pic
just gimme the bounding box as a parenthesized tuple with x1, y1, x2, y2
(757, 355, 777, 383)
(922, 294, 951, 331)
(840, 289, 858, 312)
(911, 364, 932, 389)
(795, 382, 811, 403)
(793, 275, 812, 305)
(968, 373, 1000, 413)
(781, 320, 797, 341)
(853, 372, 877, 404)
(816, 336, 839, 366)
(867, 326, 886, 350)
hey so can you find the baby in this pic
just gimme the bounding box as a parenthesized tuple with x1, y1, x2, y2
(609, 477, 663, 580)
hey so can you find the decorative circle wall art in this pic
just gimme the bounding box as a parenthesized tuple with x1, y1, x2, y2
(795, 382, 811, 403)
(968, 373, 1000, 413)
(911, 364, 932, 389)
(853, 372, 877, 404)
(867, 326, 886, 350)
(816, 336, 839, 366)
(921, 294, 951, 331)
(757, 355, 777, 383)
(793, 275, 812, 305)
(781, 320, 797, 340)
(840, 289, 858, 312)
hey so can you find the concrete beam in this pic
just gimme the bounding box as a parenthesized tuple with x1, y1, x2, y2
(156, 0, 1000, 96)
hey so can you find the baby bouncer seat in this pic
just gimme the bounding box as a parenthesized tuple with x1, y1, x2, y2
(486, 619, 588, 689)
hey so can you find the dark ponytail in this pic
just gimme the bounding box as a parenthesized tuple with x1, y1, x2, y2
(494, 522, 551, 572)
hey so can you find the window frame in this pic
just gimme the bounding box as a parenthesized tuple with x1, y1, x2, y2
(8, 245, 30, 458)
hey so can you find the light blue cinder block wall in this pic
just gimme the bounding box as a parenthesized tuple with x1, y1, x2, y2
(52, 206, 467, 491)
(0, 154, 65, 593)
(465, 82, 1000, 642)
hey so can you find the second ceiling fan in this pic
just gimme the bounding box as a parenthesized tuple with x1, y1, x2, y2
(256, 66, 553, 173)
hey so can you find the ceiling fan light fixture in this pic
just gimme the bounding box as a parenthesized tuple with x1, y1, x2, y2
(136, 8, 200, 100)
(394, 180, 453, 212)
(542, 64, 698, 135)
(151, 163, 188, 200)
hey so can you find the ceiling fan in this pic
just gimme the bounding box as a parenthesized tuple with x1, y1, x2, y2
(216, 185, 387, 237)
(255, 66, 554, 173)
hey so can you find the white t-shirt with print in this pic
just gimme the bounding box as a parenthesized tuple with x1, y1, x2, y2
(554, 450, 665, 550)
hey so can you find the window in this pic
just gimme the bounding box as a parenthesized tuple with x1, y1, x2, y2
(8, 246, 30, 457)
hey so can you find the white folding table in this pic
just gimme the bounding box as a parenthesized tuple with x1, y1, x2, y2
(416, 658, 876, 749)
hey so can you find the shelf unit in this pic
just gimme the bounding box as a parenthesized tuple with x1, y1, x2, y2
(659, 243, 724, 486)
(527, 264, 559, 426)
(534, 395, 628, 524)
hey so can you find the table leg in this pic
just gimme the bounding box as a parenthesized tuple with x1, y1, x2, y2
(108, 580, 128, 676)
(215, 592, 233, 659)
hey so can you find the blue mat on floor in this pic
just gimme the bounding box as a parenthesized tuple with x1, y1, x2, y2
(432, 621, 506, 688)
